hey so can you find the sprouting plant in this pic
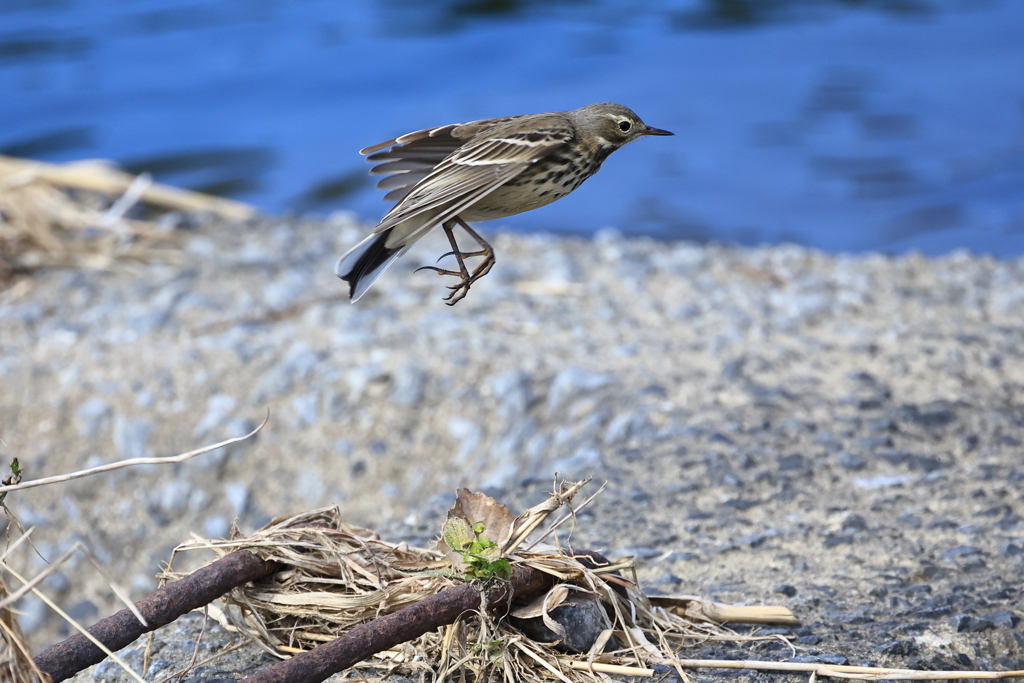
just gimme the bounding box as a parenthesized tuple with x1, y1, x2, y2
(442, 518, 512, 580)
(0, 458, 21, 505)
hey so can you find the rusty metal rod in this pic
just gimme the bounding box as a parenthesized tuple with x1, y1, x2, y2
(34, 550, 277, 682)
(243, 564, 552, 683)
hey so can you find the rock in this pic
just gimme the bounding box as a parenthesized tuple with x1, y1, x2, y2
(551, 445, 601, 475)
(204, 515, 231, 539)
(112, 415, 152, 459)
(778, 453, 807, 472)
(193, 394, 237, 437)
(775, 584, 798, 597)
(877, 640, 918, 656)
(837, 451, 867, 471)
(823, 535, 854, 548)
(391, 365, 427, 407)
(985, 609, 1020, 628)
(65, 599, 99, 624)
(952, 615, 994, 632)
(344, 363, 386, 403)
(157, 479, 192, 516)
(224, 482, 250, 517)
(842, 514, 868, 531)
(510, 592, 614, 654)
(485, 369, 533, 421)
(17, 595, 48, 634)
(290, 391, 319, 427)
(75, 397, 111, 437)
(447, 418, 482, 465)
(547, 368, 610, 412)
(939, 546, 983, 562)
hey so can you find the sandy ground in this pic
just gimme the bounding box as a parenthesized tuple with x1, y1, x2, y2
(0, 213, 1022, 680)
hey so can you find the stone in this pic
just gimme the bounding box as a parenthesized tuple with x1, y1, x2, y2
(75, 397, 111, 438)
(112, 415, 152, 459)
(193, 394, 237, 437)
(547, 368, 610, 413)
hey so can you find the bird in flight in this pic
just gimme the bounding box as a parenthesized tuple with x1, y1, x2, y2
(336, 102, 673, 305)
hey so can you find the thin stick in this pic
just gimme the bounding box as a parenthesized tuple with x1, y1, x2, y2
(0, 526, 35, 562)
(564, 659, 655, 677)
(673, 659, 1024, 680)
(0, 413, 266, 495)
(0, 543, 80, 609)
(0, 560, 145, 683)
(523, 481, 606, 552)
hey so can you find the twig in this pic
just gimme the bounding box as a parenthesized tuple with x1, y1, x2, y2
(100, 172, 153, 229)
(0, 542, 80, 609)
(522, 481, 605, 552)
(32, 550, 278, 683)
(0, 155, 255, 220)
(563, 659, 655, 677)
(240, 564, 554, 683)
(1, 560, 145, 682)
(673, 659, 1024, 680)
(0, 413, 266, 495)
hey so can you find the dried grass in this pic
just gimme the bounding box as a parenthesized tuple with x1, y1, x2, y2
(163, 480, 780, 683)
(1, 572, 43, 683)
(0, 155, 254, 286)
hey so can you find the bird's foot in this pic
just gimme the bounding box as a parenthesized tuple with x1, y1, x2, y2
(435, 248, 489, 263)
(416, 250, 495, 305)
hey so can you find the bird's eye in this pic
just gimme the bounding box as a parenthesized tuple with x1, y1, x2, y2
(618, 120, 632, 132)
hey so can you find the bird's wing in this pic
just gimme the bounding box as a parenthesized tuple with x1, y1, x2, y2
(370, 114, 573, 235)
(362, 115, 528, 203)
(362, 125, 463, 203)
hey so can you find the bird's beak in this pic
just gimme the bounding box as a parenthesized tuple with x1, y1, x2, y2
(642, 126, 674, 136)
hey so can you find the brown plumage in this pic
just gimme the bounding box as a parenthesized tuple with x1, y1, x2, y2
(336, 103, 673, 304)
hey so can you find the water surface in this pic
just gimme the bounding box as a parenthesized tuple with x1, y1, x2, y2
(2, 0, 1022, 254)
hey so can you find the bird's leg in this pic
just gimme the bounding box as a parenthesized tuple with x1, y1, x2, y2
(416, 221, 471, 278)
(415, 217, 496, 305)
(453, 217, 496, 285)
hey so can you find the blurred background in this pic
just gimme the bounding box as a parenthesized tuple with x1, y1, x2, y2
(2, 0, 1022, 255)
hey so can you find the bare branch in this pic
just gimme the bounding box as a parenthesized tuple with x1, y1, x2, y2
(0, 412, 267, 495)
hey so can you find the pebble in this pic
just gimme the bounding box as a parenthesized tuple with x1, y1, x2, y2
(74, 398, 111, 438)
(224, 482, 250, 517)
(7, 220, 1023, 678)
(289, 391, 319, 427)
(203, 515, 231, 539)
(111, 415, 152, 459)
(547, 368, 610, 413)
(391, 365, 427, 407)
(985, 609, 1021, 628)
(952, 615, 994, 632)
(192, 394, 237, 437)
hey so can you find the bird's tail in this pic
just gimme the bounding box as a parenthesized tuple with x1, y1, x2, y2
(335, 229, 403, 302)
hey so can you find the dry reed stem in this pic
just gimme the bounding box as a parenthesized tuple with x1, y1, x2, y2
(0, 156, 253, 219)
(672, 659, 1024, 680)
(0, 560, 145, 682)
(0, 154, 254, 286)
(1, 571, 44, 683)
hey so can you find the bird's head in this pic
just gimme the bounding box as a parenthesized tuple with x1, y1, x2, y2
(571, 102, 674, 150)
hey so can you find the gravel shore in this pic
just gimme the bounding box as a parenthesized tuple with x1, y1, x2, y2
(1, 213, 1022, 679)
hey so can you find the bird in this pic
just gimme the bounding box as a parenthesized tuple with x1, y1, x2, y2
(335, 102, 673, 305)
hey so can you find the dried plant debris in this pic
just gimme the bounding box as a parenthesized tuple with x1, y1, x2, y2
(163, 480, 796, 682)
(1, 571, 44, 683)
(0, 155, 253, 285)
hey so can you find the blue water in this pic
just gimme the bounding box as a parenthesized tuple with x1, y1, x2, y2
(2, 1, 1023, 254)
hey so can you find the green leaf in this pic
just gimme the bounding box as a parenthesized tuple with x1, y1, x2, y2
(442, 517, 475, 552)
